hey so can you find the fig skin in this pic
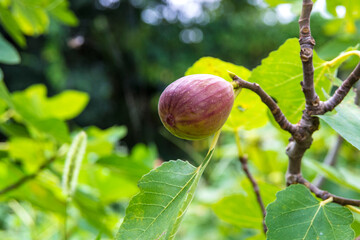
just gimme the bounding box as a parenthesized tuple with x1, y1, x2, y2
(158, 74, 234, 140)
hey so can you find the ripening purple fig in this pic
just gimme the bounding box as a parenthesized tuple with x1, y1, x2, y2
(158, 74, 235, 140)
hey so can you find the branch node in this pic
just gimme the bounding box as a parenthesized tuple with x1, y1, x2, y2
(300, 48, 313, 62)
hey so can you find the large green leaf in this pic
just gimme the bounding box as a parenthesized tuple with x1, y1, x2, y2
(12, 84, 89, 121)
(116, 160, 199, 240)
(185, 57, 268, 130)
(248, 38, 333, 123)
(318, 103, 360, 151)
(45, 90, 89, 120)
(186, 57, 251, 82)
(0, 33, 20, 64)
(8, 137, 54, 172)
(12, 1, 49, 35)
(0, 6, 26, 47)
(266, 184, 354, 240)
(212, 181, 280, 230)
(7, 84, 91, 142)
(117, 133, 218, 239)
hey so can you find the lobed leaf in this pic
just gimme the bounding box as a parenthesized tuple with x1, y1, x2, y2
(116, 160, 199, 240)
(0, 6, 26, 47)
(266, 184, 354, 240)
(117, 132, 218, 240)
(46, 90, 89, 120)
(249, 38, 333, 123)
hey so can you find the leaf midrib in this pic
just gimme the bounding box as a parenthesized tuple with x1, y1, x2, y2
(135, 167, 199, 240)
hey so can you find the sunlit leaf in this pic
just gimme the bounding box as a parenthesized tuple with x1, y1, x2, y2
(8, 137, 54, 172)
(116, 160, 198, 240)
(117, 137, 217, 240)
(12, 1, 49, 35)
(186, 57, 251, 82)
(46, 90, 89, 120)
(0, 6, 26, 47)
(249, 38, 334, 123)
(266, 184, 354, 240)
(186, 57, 268, 130)
(264, 0, 298, 7)
(31, 118, 70, 142)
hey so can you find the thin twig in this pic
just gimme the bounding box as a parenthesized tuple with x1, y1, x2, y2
(239, 155, 267, 234)
(298, 177, 360, 206)
(321, 62, 360, 113)
(234, 131, 267, 234)
(230, 74, 297, 135)
(0, 157, 56, 196)
(312, 135, 343, 187)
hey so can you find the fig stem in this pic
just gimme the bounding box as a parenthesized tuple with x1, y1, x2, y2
(231, 80, 241, 90)
(208, 129, 221, 154)
(229, 73, 297, 135)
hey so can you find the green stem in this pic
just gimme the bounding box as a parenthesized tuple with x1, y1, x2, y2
(198, 129, 221, 173)
(327, 50, 360, 68)
(347, 205, 360, 215)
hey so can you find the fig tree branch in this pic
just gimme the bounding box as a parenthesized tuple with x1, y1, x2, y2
(285, 0, 319, 185)
(230, 74, 297, 135)
(0, 157, 56, 196)
(319, 62, 360, 113)
(298, 177, 360, 207)
(298, 0, 318, 108)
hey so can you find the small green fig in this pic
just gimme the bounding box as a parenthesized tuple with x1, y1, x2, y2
(158, 74, 234, 140)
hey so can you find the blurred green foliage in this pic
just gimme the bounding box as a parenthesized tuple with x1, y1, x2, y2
(0, 0, 359, 239)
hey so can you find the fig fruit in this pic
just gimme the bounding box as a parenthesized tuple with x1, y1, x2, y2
(158, 74, 234, 140)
